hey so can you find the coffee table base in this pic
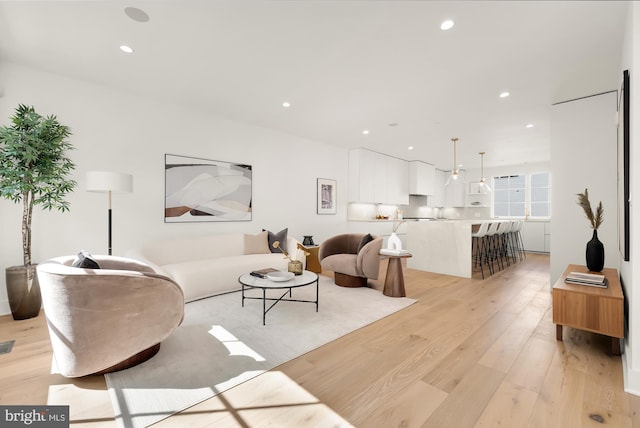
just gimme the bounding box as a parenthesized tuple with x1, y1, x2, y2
(239, 272, 319, 325)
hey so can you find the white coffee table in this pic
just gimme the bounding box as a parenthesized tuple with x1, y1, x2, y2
(238, 270, 319, 325)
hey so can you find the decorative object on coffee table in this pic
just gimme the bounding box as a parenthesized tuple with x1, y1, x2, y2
(576, 188, 604, 272)
(303, 235, 315, 246)
(272, 240, 309, 275)
(0, 104, 76, 320)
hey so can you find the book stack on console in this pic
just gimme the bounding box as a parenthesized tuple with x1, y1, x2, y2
(564, 271, 608, 288)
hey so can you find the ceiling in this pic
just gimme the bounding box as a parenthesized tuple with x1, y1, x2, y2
(0, 1, 629, 171)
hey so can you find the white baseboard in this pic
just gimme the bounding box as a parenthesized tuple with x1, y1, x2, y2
(622, 341, 640, 396)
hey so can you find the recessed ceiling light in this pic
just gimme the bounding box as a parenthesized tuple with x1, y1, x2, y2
(119, 45, 134, 54)
(362, 130, 370, 135)
(441, 20, 454, 30)
(408, 146, 414, 150)
(499, 91, 510, 98)
(526, 123, 534, 128)
(282, 101, 291, 108)
(124, 7, 150, 23)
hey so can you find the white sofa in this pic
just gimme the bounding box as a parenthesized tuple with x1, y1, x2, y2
(127, 232, 302, 302)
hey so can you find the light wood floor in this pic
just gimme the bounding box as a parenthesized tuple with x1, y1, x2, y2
(1, 253, 639, 427)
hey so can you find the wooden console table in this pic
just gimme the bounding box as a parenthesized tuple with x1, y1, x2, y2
(552, 264, 624, 355)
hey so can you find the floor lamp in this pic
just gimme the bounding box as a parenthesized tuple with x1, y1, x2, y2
(86, 171, 133, 255)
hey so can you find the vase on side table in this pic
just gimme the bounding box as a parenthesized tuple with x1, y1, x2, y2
(586, 229, 604, 272)
(387, 233, 402, 251)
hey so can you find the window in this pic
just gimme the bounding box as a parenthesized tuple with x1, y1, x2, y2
(492, 172, 550, 218)
(530, 172, 550, 217)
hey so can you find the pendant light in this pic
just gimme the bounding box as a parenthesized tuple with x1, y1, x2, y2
(445, 137, 459, 185)
(477, 151, 492, 193)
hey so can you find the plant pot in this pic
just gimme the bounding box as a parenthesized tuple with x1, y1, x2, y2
(586, 230, 605, 272)
(6, 265, 41, 320)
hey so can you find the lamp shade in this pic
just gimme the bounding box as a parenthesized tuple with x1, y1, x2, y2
(86, 171, 133, 193)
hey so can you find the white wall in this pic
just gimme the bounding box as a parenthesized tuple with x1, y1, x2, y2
(550, 91, 619, 285)
(0, 62, 350, 315)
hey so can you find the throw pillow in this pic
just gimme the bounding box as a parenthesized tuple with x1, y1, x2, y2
(71, 250, 101, 269)
(244, 231, 271, 255)
(357, 233, 374, 253)
(263, 228, 288, 253)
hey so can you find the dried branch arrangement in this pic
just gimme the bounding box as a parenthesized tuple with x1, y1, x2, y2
(576, 188, 603, 230)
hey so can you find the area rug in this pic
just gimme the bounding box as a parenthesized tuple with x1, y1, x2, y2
(105, 275, 416, 428)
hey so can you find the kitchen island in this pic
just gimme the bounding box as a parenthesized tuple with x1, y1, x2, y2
(406, 220, 474, 278)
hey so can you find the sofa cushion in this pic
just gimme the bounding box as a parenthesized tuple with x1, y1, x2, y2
(263, 228, 288, 253)
(357, 233, 374, 253)
(244, 231, 271, 255)
(71, 251, 101, 269)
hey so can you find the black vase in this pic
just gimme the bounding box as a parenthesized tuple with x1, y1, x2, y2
(586, 229, 605, 272)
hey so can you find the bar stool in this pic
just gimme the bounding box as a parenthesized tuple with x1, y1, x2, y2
(496, 221, 512, 268)
(513, 220, 526, 261)
(485, 222, 502, 273)
(471, 222, 490, 279)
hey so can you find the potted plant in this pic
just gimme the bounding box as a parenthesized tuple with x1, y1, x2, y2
(576, 188, 604, 272)
(0, 104, 76, 320)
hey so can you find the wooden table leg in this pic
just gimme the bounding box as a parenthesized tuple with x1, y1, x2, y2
(383, 257, 406, 297)
(556, 324, 563, 341)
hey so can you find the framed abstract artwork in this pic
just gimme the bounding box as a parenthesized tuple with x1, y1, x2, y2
(317, 178, 337, 215)
(164, 154, 252, 222)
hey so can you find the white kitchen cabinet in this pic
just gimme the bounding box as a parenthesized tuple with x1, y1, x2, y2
(388, 156, 409, 205)
(349, 148, 377, 203)
(374, 152, 388, 203)
(544, 221, 551, 252)
(428, 169, 446, 207)
(348, 148, 408, 205)
(521, 221, 550, 253)
(409, 161, 435, 196)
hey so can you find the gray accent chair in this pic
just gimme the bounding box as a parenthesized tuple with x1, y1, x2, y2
(319, 233, 383, 287)
(37, 255, 184, 378)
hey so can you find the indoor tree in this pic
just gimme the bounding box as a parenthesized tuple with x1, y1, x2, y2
(0, 104, 76, 319)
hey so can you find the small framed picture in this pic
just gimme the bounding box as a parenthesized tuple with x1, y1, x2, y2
(317, 178, 337, 215)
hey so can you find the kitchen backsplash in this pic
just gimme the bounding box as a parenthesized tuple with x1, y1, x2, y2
(348, 196, 491, 221)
